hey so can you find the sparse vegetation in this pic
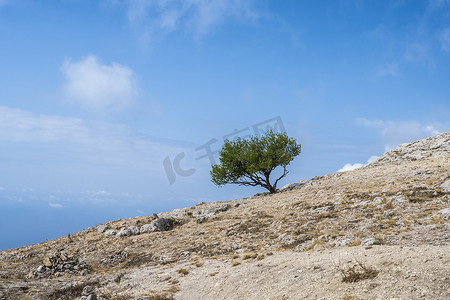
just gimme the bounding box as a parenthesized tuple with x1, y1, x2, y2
(1, 133, 449, 299)
(41, 280, 99, 300)
(242, 253, 258, 260)
(337, 261, 379, 283)
(177, 268, 189, 275)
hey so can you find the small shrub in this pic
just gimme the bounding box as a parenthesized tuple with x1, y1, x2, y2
(342, 294, 360, 300)
(338, 261, 378, 283)
(242, 253, 258, 260)
(41, 280, 100, 300)
(177, 268, 189, 275)
(148, 295, 174, 300)
(232, 261, 241, 267)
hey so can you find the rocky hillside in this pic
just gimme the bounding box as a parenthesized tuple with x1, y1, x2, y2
(1, 133, 449, 300)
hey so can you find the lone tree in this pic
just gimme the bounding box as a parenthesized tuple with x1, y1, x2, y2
(210, 130, 301, 193)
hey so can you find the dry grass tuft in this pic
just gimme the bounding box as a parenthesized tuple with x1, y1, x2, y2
(177, 268, 189, 275)
(41, 280, 99, 300)
(338, 261, 379, 283)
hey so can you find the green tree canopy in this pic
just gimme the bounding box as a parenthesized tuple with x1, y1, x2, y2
(210, 131, 301, 193)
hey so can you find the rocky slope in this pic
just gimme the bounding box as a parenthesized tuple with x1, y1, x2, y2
(0, 133, 449, 300)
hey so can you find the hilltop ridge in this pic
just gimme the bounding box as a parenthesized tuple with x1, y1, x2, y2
(0, 133, 449, 299)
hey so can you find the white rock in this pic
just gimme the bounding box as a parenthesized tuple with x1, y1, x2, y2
(362, 237, 380, 246)
(97, 225, 108, 234)
(140, 223, 156, 234)
(117, 228, 132, 237)
(373, 197, 383, 205)
(128, 226, 140, 235)
(438, 207, 450, 219)
(392, 195, 407, 207)
(442, 180, 450, 193)
(104, 229, 116, 237)
(37, 265, 46, 273)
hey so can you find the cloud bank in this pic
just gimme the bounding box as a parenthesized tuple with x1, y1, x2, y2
(337, 155, 379, 173)
(440, 28, 450, 53)
(356, 118, 441, 150)
(61, 55, 138, 111)
(125, 0, 260, 40)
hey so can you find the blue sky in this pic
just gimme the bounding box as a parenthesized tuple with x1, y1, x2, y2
(1, 0, 449, 250)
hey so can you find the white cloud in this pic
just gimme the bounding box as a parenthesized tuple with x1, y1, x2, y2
(439, 28, 450, 53)
(337, 155, 379, 172)
(126, 0, 260, 39)
(404, 43, 430, 62)
(61, 55, 138, 111)
(0, 105, 126, 144)
(0, 105, 191, 168)
(356, 118, 441, 150)
(48, 203, 63, 208)
(378, 63, 400, 77)
(428, 0, 450, 10)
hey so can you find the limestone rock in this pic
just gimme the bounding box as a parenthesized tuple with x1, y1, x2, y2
(152, 217, 175, 231)
(442, 180, 450, 193)
(104, 229, 116, 237)
(43, 256, 52, 267)
(81, 285, 97, 300)
(37, 265, 45, 273)
(362, 237, 381, 246)
(370, 132, 450, 166)
(139, 223, 155, 234)
(281, 180, 307, 191)
(128, 226, 140, 235)
(438, 207, 450, 219)
(97, 225, 108, 234)
(117, 228, 132, 237)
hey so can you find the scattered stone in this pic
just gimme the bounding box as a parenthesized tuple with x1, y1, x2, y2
(37, 265, 45, 273)
(336, 238, 352, 246)
(373, 197, 383, 205)
(117, 228, 132, 237)
(104, 229, 117, 237)
(139, 224, 155, 234)
(281, 180, 307, 191)
(128, 226, 140, 235)
(442, 180, 450, 193)
(97, 224, 108, 234)
(438, 207, 450, 219)
(81, 285, 97, 300)
(29, 250, 87, 279)
(43, 256, 52, 267)
(102, 251, 129, 264)
(362, 237, 381, 246)
(192, 205, 230, 221)
(391, 195, 407, 207)
(295, 239, 315, 252)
